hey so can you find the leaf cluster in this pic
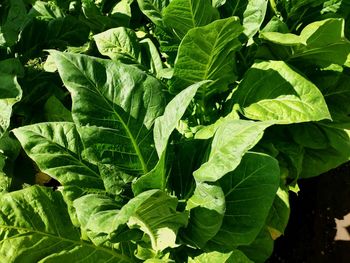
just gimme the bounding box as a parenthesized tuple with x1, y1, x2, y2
(1, 0, 350, 262)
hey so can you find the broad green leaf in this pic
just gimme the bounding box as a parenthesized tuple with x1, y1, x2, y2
(189, 250, 252, 263)
(182, 182, 225, 248)
(13, 122, 103, 189)
(193, 120, 272, 182)
(260, 18, 350, 67)
(50, 51, 166, 174)
(238, 228, 274, 263)
(137, 0, 170, 26)
(0, 58, 25, 76)
(289, 123, 329, 149)
(154, 81, 209, 157)
(0, 186, 134, 262)
(94, 27, 141, 61)
(74, 190, 188, 251)
(242, 0, 268, 39)
(162, 0, 219, 39)
(300, 123, 350, 178)
(0, 71, 22, 138)
(209, 152, 279, 248)
(312, 69, 350, 117)
(170, 17, 243, 96)
(233, 60, 331, 124)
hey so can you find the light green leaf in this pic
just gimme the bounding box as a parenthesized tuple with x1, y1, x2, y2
(243, 0, 268, 39)
(137, 0, 170, 26)
(0, 71, 22, 138)
(94, 27, 141, 61)
(13, 122, 103, 189)
(194, 111, 240, 140)
(233, 60, 331, 123)
(29, 0, 64, 20)
(209, 152, 279, 248)
(189, 249, 252, 263)
(162, 0, 219, 39)
(0, 186, 134, 262)
(154, 81, 209, 157)
(194, 120, 272, 182)
(50, 51, 166, 174)
(74, 190, 188, 251)
(140, 38, 164, 77)
(212, 0, 227, 8)
(131, 151, 166, 195)
(260, 18, 350, 67)
(169, 17, 243, 96)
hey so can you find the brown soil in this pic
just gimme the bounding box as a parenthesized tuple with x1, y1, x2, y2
(268, 163, 350, 263)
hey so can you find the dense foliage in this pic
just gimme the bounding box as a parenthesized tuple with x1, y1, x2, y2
(1, 0, 350, 262)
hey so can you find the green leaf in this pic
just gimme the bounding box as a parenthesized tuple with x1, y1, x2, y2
(233, 60, 331, 123)
(50, 51, 166, 174)
(0, 70, 22, 138)
(131, 151, 166, 195)
(13, 122, 103, 188)
(44, 96, 73, 122)
(154, 81, 209, 157)
(209, 152, 279, 248)
(94, 27, 141, 61)
(193, 120, 272, 182)
(238, 228, 274, 263)
(137, 0, 170, 26)
(289, 123, 329, 149)
(260, 18, 350, 67)
(0, 186, 134, 262)
(182, 182, 225, 248)
(189, 249, 253, 263)
(170, 17, 243, 96)
(0, 0, 27, 47)
(0, 132, 20, 193)
(300, 123, 350, 178)
(140, 38, 164, 77)
(266, 187, 290, 239)
(74, 190, 188, 251)
(29, 0, 64, 20)
(242, 0, 268, 39)
(162, 0, 219, 39)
